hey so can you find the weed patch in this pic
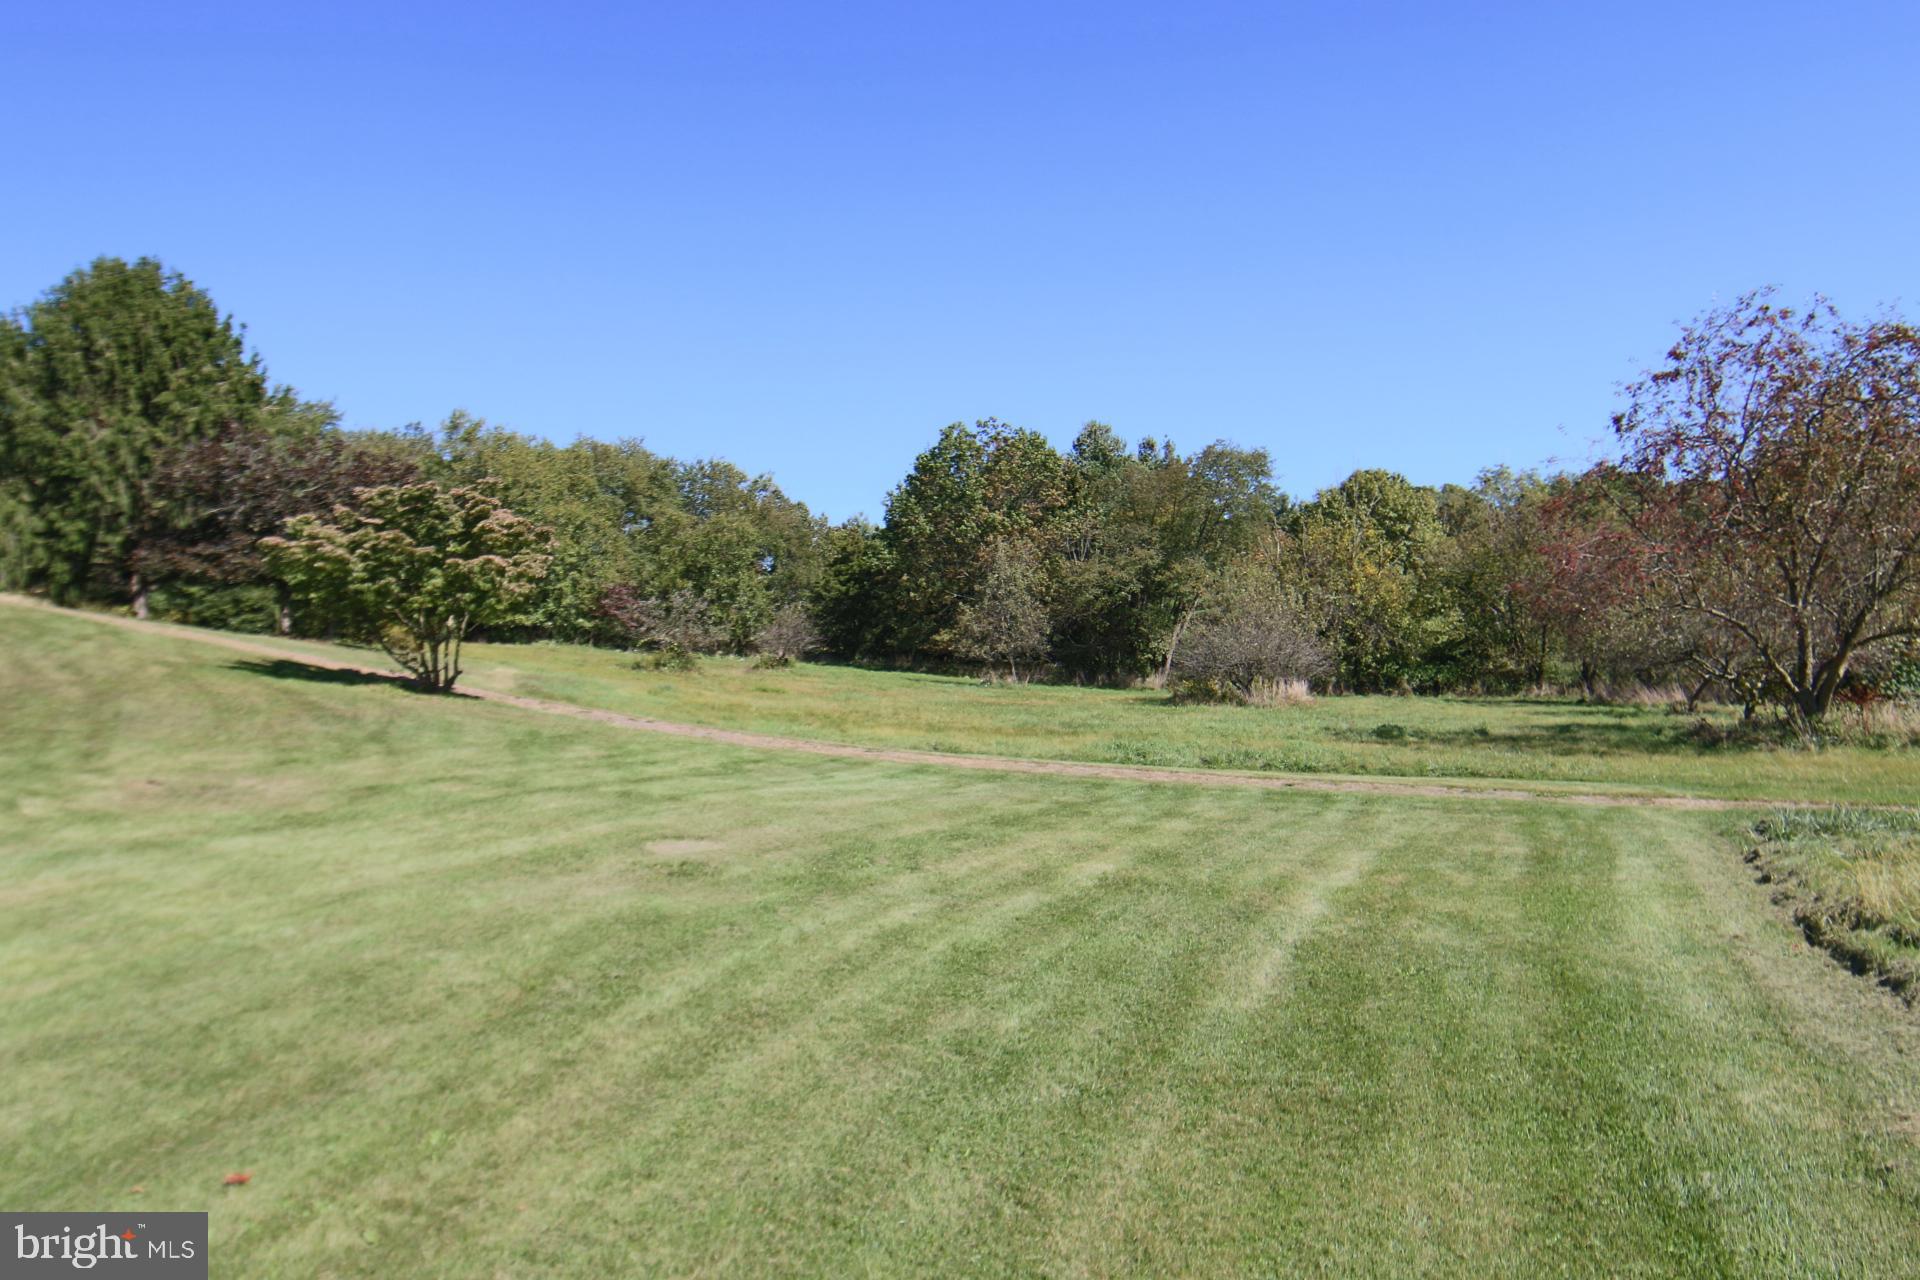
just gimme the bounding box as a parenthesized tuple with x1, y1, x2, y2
(1748, 808, 1920, 1000)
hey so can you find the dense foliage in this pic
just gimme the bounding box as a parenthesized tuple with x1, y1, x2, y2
(263, 482, 551, 691)
(0, 258, 272, 604)
(3, 260, 1916, 717)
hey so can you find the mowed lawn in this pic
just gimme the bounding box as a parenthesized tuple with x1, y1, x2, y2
(289, 635, 1913, 806)
(4, 608, 1920, 1277)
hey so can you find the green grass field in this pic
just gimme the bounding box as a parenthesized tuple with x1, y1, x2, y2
(378, 637, 1917, 804)
(5, 606, 1920, 1276)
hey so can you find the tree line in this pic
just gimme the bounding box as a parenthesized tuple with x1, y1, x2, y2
(3, 257, 1916, 717)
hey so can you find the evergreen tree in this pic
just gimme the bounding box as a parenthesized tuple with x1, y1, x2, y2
(0, 257, 269, 606)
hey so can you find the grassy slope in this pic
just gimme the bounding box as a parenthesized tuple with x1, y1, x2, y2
(4, 606, 1920, 1277)
(431, 640, 1918, 805)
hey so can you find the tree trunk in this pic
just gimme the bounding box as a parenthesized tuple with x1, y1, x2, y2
(1685, 676, 1711, 714)
(1579, 659, 1598, 701)
(129, 571, 150, 621)
(1159, 607, 1195, 688)
(446, 627, 465, 692)
(1793, 684, 1830, 724)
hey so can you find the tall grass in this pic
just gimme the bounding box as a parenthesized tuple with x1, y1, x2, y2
(1749, 807, 1920, 998)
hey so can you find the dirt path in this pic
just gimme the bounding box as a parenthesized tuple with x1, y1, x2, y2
(0, 594, 1805, 810)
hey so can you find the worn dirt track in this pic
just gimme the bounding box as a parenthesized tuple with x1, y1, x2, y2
(0, 594, 1823, 811)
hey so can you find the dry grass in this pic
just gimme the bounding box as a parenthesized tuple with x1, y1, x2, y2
(1599, 681, 1695, 708)
(1748, 808, 1920, 998)
(1244, 675, 1314, 706)
(1164, 674, 1314, 706)
(1833, 699, 1920, 745)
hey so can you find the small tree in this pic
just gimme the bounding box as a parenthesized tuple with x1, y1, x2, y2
(1516, 474, 1664, 698)
(595, 585, 723, 668)
(1169, 576, 1330, 704)
(755, 603, 819, 667)
(263, 482, 550, 691)
(1612, 292, 1920, 721)
(953, 538, 1051, 680)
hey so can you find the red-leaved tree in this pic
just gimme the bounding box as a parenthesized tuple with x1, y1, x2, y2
(1611, 291, 1920, 720)
(133, 421, 421, 628)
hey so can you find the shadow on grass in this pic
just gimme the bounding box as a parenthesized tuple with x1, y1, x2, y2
(1324, 718, 1756, 757)
(1120, 690, 1752, 758)
(227, 658, 460, 696)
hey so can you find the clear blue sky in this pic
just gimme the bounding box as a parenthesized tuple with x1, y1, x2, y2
(6, 1, 1916, 520)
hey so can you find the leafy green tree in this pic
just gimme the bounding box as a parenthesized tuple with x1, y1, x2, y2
(1068, 420, 1129, 476)
(812, 518, 893, 656)
(875, 420, 997, 656)
(1045, 430, 1283, 683)
(0, 257, 270, 606)
(1147, 442, 1285, 681)
(954, 538, 1052, 680)
(0, 478, 34, 591)
(1430, 467, 1555, 688)
(1296, 468, 1440, 561)
(1044, 428, 1165, 680)
(0, 317, 35, 589)
(436, 413, 676, 640)
(1282, 470, 1448, 690)
(660, 459, 823, 649)
(431, 415, 826, 651)
(1046, 510, 1160, 682)
(133, 413, 422, 632)
(877, 420, 1072, 657)
(263, 482, 551, 691)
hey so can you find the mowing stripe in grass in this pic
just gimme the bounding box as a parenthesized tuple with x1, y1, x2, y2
(7, 604, 1920, 1275)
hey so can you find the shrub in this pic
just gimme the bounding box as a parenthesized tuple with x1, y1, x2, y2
(149, 581, 280, 633)
(754, 603, 819, 668)
(643, 647, 700, 673)
(1874, 642, 1920, 704)
(597, 586, 724, 667)
(1169, 586, 1329, 706)
(1170, 675, 1314, 706)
